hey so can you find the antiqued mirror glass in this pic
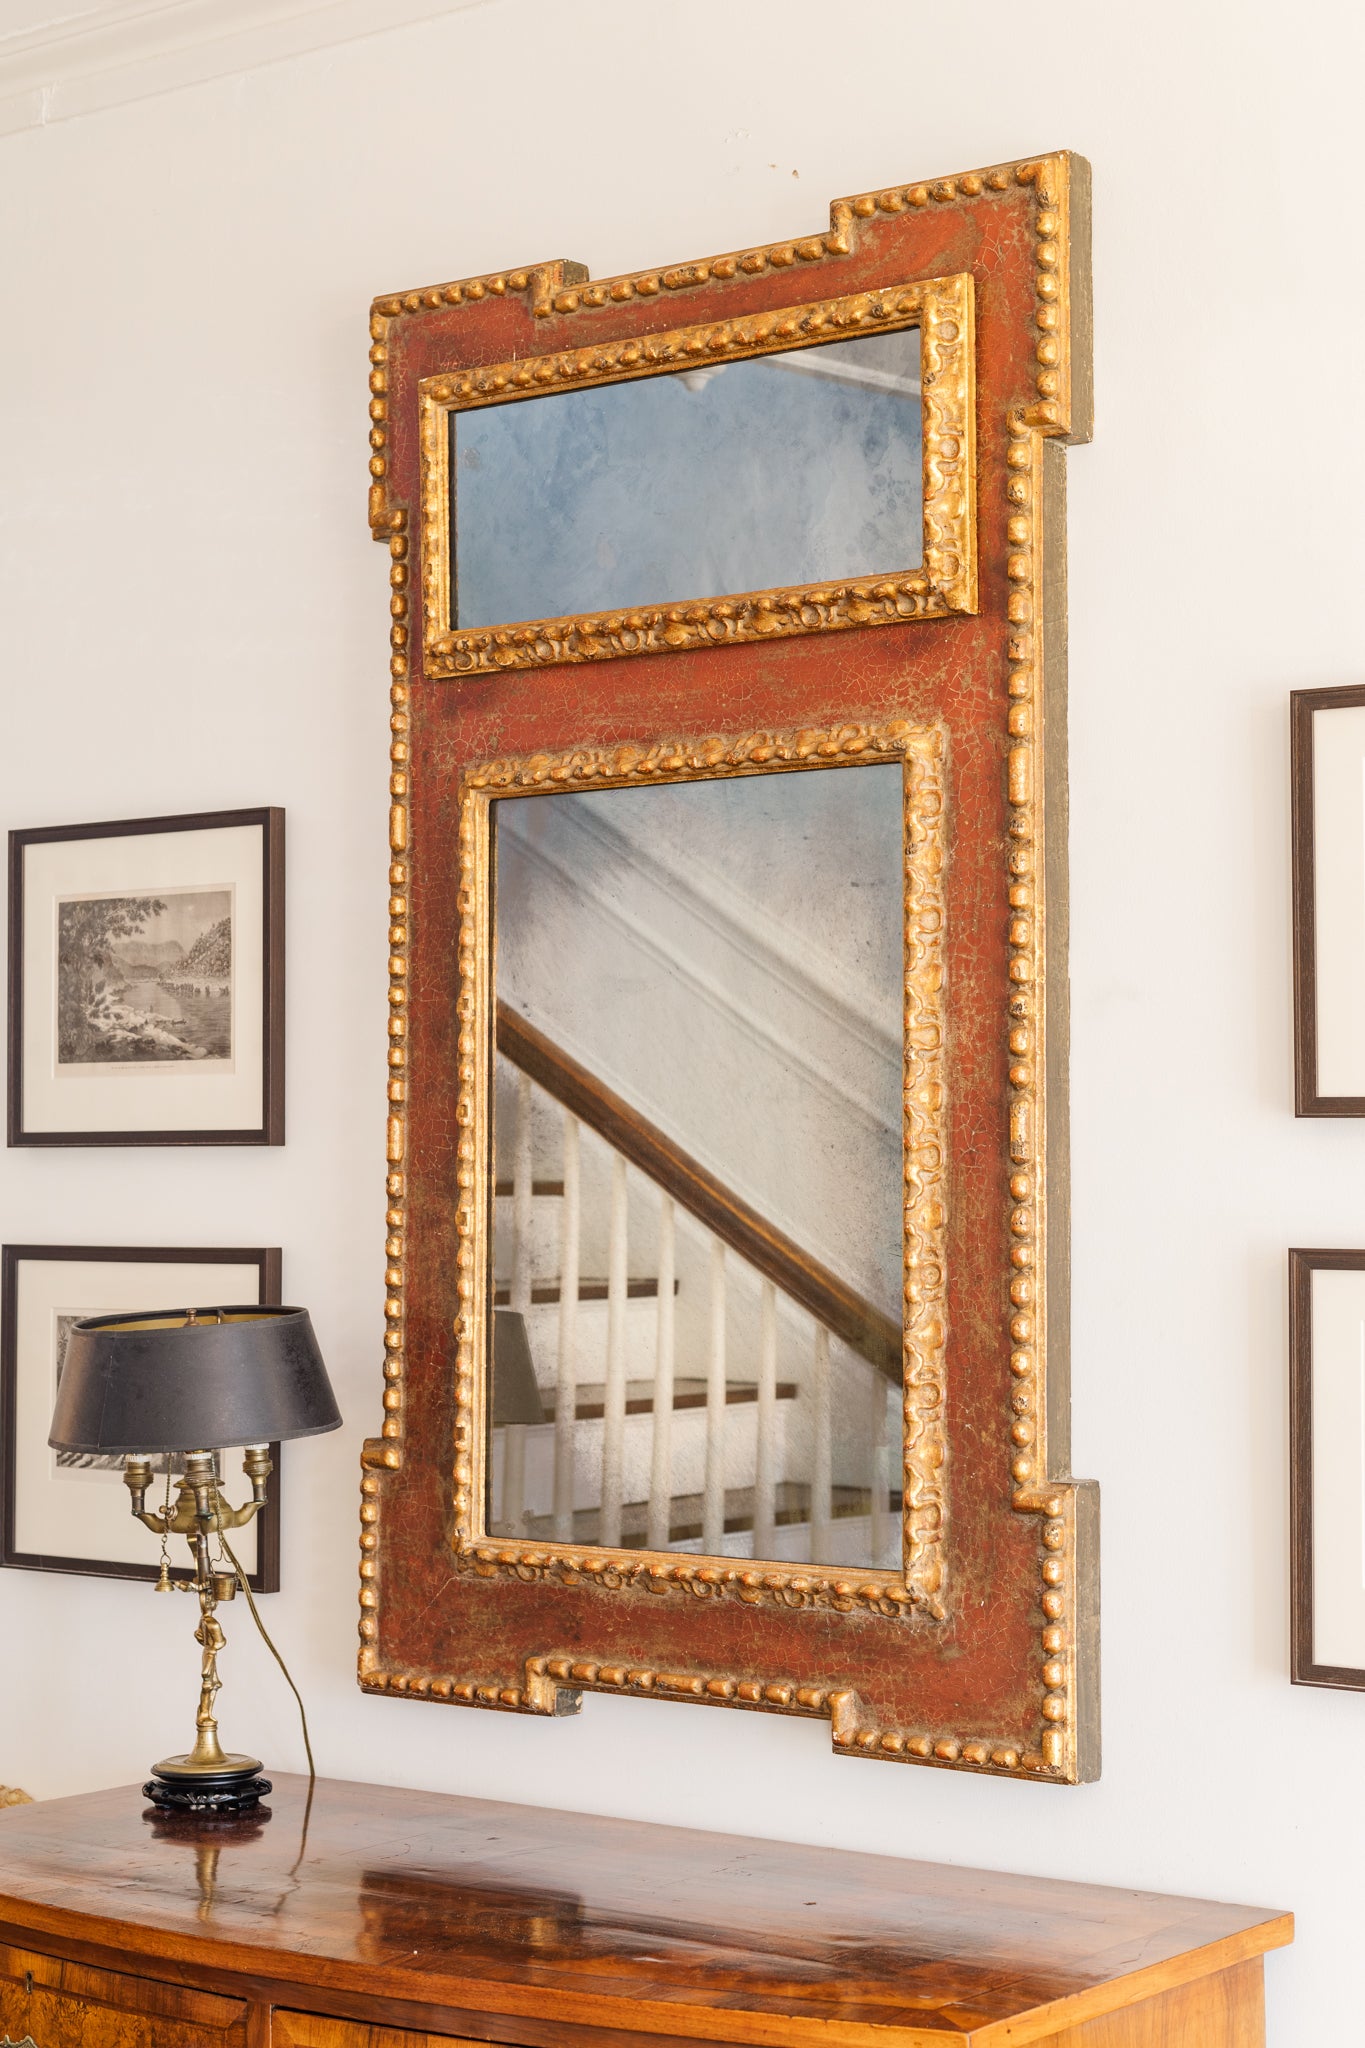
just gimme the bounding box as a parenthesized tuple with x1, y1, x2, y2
(487, 761, 904, 1569)
(452, 328, 922, 629)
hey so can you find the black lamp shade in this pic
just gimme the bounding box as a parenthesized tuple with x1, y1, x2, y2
(48, 1306, 342, 1456)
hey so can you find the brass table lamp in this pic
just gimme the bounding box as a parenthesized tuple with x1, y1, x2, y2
(48, 1305, 341, 1814)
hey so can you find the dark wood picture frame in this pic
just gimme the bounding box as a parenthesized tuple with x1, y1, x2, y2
(7, 807, 285, 1147)
(1289, 1246, 1365, 1689)
(1291, 686, 1365, 1116)
(0, 1243, 283, 1591)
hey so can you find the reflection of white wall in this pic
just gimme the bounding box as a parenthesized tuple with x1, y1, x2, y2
(495, 761, 903, 1314)
(454, 328, 922, 626)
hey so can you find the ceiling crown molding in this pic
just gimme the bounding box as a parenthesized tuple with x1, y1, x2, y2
(0, 0, 485, 138)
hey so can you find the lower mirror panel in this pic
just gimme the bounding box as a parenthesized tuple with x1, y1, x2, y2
(487, 759, 905, 1572)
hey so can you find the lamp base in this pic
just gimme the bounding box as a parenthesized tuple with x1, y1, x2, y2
(145, 1753, 271, 1815)
(144, 1773, 272, 1814)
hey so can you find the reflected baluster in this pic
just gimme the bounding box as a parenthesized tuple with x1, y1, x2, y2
(703, 1240, 726, 1554)
(599, 1152, 629, 1546)
(870, 1365, 892, 1569)
(552, 1108, 581, 1541)
(647, 1196, 676, 1551)
(753, 1280, 777, 1559)
(503, 1070, 535, 1535)
(510, 1070, 534, 1314)
(810, 1323, 832, 1563)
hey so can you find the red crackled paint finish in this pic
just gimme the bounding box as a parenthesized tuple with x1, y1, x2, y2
(365, 162, 1092, 1768)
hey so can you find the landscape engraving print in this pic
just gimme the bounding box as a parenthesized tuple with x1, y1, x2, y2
(52, 1314, 122, 1472)
(56, 887, 233, 1070)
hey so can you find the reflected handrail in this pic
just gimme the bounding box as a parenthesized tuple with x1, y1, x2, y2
(496, 1002, 900, 1382)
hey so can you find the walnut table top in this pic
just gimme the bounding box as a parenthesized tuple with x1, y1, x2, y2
(0, 1775, 1291, 2047)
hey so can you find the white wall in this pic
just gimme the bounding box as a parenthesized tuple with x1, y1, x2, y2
(0, 4, 1359, 2039)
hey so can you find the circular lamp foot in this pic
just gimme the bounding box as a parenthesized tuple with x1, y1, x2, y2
(145, 1753, 271, 1814)
(144, 1772, 272, 1814)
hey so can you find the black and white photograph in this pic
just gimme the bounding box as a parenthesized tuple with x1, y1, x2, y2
(0, 1244, 282, 1586)
(8, 808, 282, 1145)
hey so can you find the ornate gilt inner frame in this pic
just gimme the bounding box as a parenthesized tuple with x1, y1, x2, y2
(420, 272, 975, 675)
(457, 725, 947, 1618)
(361, 152, 1099, 1782)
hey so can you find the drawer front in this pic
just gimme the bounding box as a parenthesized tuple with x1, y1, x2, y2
(0, 1941, 248, 2048)
(275, 2013, 478, 2048)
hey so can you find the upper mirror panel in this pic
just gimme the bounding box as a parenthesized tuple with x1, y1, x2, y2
(488, 761, 905, 1570)
(452, 327, 922, 629)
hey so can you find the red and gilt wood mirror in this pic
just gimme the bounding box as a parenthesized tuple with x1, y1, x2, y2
(360, 151, 1098, 1781)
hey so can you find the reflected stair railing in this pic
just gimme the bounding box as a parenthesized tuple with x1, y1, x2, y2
(496, 1001, 901, 1561)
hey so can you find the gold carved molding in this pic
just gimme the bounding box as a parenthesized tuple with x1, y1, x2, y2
(997, 147, 1086, 1780)
(366, 156, 1082, 539)
(416, 274, 974, 676)
(362, 151, 1095, 1780)
(437, 720, 948, 1621)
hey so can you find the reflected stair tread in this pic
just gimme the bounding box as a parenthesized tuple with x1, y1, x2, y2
(517, 1483, 905, 1548)
(540, 1376, 798, 1422)
(493, 1277, 677, 1306)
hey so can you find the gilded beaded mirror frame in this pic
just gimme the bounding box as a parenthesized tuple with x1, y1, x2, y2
(361, 151, 1099, 1782)
(418, 270, 974, 674)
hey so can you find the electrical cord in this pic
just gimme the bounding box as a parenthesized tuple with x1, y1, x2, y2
(216, 1528, 316, 1785)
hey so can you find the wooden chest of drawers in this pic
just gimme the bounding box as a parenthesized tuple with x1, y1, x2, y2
(0, 1775, 1290, 2047)
(0, 1938, 249, 2046)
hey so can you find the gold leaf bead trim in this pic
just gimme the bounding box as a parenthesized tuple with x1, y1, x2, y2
(901, 740, 948, 1613)
(358, 496, 412, 1678)
(367, 158, 1062, 344)
(417, 274, 975, 677)
(1001, 150, 1082, 1784)
(1004, 407, 1044, 1506)
(367, 155, 1074, 559)
(1017, 156, 1073, 430)
(358, 1655, 1039, 1778)
(451, 719, 947, 1621)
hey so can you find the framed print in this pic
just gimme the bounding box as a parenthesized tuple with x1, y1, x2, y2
(1290, 1247, 1365, 1688)
(1291, 687, 1365, 1114)
(8, 807, 284, 1146)
(1, 1244, 282, 1589)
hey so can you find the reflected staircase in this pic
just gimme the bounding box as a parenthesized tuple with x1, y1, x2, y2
(491, 1003, 902, 1567)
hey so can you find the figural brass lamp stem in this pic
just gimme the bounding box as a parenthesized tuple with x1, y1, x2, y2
(123, 1446, 275, 1806)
